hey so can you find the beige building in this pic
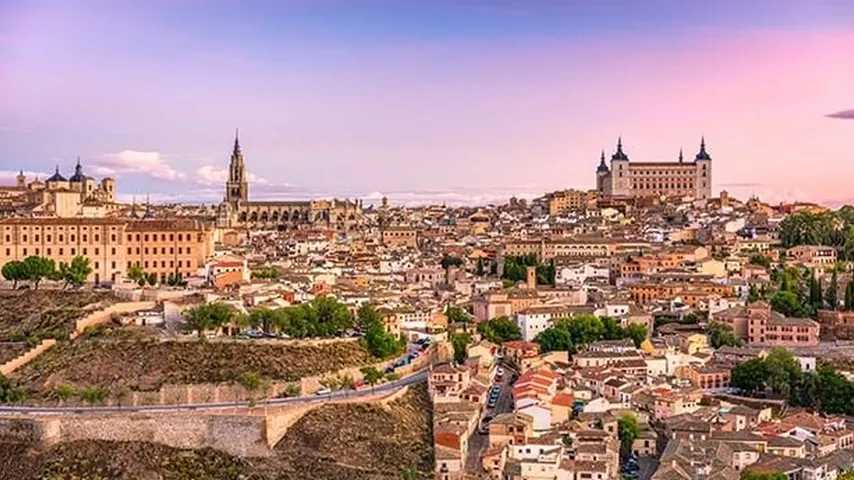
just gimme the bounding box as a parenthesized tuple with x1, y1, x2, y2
(381, 226, 418, 249)
(543, 189, 597, 216)
(0, 217, 213, 284)
(0, 160, 117, 218)
(596, 137, 712, 200)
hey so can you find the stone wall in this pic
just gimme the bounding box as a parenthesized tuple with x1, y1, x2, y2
(0, 339, 56, 376)
(71, 301, 156, 339)
(0, 412, 270, 457)
(0, 383, 418, 458)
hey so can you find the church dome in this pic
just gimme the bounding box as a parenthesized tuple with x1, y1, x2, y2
(46, 166, 67, 183)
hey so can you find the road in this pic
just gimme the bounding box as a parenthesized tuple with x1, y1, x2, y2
(465, 366, 516, 473)
(636, 457, 658, 480)
(0, 369, 428, 415)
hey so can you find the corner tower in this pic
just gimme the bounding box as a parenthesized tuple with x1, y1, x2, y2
(693, 137, 712, 200)
(226, 129, 248, 203)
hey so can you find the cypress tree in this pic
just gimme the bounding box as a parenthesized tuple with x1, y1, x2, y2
(827, 269, 839, 310)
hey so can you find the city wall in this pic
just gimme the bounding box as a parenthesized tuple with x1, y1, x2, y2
(0, 385, 414, 458)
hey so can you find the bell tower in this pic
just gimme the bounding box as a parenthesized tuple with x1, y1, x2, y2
(226, 129, 248, 203)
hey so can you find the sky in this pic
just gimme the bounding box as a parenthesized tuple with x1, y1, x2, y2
(1, 0, 853, 206)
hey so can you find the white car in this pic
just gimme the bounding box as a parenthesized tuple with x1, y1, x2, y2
(315, 388, 332, 396)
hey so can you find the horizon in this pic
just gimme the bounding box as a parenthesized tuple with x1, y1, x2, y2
(2, 0, 853, 206)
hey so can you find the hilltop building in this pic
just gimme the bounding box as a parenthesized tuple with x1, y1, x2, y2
(595, 137, 712, 200)
(0, 159, 117, 218)
(216, 131, 363, 230)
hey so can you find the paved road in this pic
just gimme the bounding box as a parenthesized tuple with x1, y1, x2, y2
(636, 457, 658, 480)
(464, 366, 516, 473)
(0, 369, 428, 415)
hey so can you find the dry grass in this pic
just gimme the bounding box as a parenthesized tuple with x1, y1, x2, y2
(0, 290, 116, 343)
(13, 336, 376, 398)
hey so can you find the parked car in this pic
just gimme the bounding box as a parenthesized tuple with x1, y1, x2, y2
(315, 388, 332, 396)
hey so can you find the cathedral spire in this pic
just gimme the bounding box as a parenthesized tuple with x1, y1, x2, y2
(233, 128, 241, 155)
(679, 148, 684, 163)
(611, 137, 629, 161)
(695, 136, 711, 161)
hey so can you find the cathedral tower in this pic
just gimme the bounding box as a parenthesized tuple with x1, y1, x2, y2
(226, 129, 248, 203)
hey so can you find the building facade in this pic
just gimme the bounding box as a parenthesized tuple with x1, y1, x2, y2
(0, 159, 117, 218)
(0, 217, 213, 284)
(217, 132, 363, 230)
(596, 138, 712, 200)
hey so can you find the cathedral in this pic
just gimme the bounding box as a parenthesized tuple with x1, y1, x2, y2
(217, 132, 363, 230)
(595, 137, 712, 200)
(0, 159, 116, 217)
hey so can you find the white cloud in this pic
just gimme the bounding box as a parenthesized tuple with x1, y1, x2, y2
(94, 150, 184, 181)
(0, 169, 49, 183)
(194, 165, 270, 186)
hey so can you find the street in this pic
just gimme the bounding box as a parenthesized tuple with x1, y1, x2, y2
(0, 369, 429, 415)
(465, 365, 516, 473)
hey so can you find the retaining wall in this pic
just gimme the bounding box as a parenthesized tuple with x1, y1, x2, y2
(0, 339, 56, 376)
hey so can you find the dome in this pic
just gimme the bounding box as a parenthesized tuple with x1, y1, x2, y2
(46, 166, 67, 183)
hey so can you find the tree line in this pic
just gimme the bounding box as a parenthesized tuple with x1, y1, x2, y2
(1, 255, 93, 289)
(182, 297, 404, 359)
(779, 207, 854, 260)
(731, 347, 854, 416)
(535, 314, 647, 354)
(502, 254, 556, 286)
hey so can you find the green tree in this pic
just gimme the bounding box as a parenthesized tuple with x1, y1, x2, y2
(770, 291, 809, 318)
(247, 307, 279, 334)
(278, 296, 354, 338)
(534, 327, 573, 353)
(182, 302, 237, 339)
(828, 269, 839, 310)
(563, 314, 605, 347)
(617, 414, 639, 457)
(58, 255, 93, 288)
(476, 258, 485, 276)
(445, 305, 471, 325)
(357, 303, 383, 330)
(146, 272, 157, 286)
(451, 332, 472, 364)
(364, 322, 404, 358)
(707, 322, 742, 348)
(731, 358, 768, 394)
(845, 281, 854, 311)
(79, 386, 107, 405)
(0, 374, 27, 403)
(764, 348, 802, 398)
(361, 366, 384, 388)
(127, 264, 146, 286)
(1, 260, 25, 289)
(440, 255, 464, 269)
(748, 254, 771, 268)
(22, 256, 56, 289)
(624, 324, 648, 348)
(477, 316, 522, 344)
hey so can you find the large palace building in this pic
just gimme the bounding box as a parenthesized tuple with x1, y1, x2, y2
(595, 138, 712, 200)
(217, 133, 363, 230)
(0, 217, 213, 284)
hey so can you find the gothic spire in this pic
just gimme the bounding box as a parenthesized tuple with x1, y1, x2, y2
(679, 148, 684, 163)
(611, 137, 629, 161)
(695, 136, 711, 161)
(597, 150, 609, 172)
(233, 128, 241, 155)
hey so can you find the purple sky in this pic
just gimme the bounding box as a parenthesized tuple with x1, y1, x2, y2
(2, 1, 853, 206)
